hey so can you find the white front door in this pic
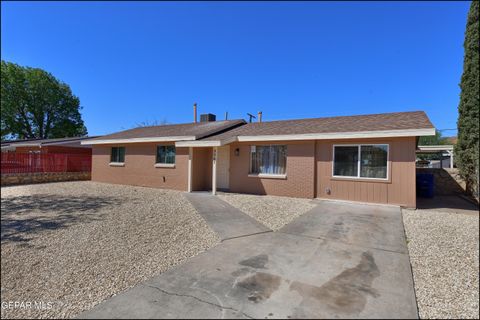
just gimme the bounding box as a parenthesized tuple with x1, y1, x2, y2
(216, 146, 230, 190)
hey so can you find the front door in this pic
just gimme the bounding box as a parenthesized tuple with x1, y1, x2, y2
(216, 146, 230, 190)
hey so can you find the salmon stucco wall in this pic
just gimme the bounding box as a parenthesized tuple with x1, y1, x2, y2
(91, 143, 188, 191)
(316, 137, 417, 207)
(228, 141, 315, 198)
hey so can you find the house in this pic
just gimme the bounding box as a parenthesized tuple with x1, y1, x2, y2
(1, 136, 98, 154)
(82, 110, 435, 208)
(416, 145, 455, 169)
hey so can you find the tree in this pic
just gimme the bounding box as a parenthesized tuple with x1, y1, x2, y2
(418, 129, 449, 146)
(417, 130, 450, 161)
(1, 60, 87, 140)
(455, 1, 479, 198)
(134, 118, 169, 128)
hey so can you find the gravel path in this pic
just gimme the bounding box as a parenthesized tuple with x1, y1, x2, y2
(403, 208, 479, 319)
(1, 181, 220, 319)
(218, 193, 316, 231)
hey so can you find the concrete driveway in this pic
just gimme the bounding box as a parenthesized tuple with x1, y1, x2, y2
(80, 199, 417, 319)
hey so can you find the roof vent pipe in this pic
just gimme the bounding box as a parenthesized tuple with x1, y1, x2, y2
(193, 103, 197, 123)
(258, 111, 262, 123)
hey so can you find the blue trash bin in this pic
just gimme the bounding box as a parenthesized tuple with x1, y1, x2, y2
(416, 173, 435, 198)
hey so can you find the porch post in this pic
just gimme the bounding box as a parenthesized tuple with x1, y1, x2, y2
(187, 147, 193, 192)
(212, 147, 217, 195)
(450, 151, 454, 169)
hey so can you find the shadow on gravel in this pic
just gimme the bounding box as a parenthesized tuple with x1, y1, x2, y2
(1, 194, 123, 245)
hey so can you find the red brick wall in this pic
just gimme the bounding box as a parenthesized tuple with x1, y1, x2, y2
(91, 143, 188, 191)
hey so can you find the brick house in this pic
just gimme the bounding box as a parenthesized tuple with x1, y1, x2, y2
(83, 111, 435, 208)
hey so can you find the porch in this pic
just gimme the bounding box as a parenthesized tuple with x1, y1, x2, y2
(188, 145, 230, 194)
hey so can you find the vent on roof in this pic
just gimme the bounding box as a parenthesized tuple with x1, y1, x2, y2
(200, 113, 216, 122)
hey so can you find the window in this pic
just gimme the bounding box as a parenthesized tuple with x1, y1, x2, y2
(156, 145, 176, 164)
(250, 145, 287, 175)
(110, 147, 125, 163)
(360, 145, 388, 179)
(333, 146, 358, 177)
(333, 144, 388, 179)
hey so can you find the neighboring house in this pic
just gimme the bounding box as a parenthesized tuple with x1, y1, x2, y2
(416, 145, 455, 169)
(83, 111, 435, 207)
(1, 136, 98, 154)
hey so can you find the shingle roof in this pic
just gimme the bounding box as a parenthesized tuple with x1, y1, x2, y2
(86, 120, 246, 142)
(202, 111, 434, 141)
(1, 136, 99, 147)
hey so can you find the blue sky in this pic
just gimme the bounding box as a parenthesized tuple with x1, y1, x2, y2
(1, 1, 471, 136)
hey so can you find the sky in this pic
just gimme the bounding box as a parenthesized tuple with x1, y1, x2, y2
(1, 1, 471, 136)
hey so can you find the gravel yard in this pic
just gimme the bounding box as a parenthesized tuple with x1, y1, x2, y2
(218, 192, 316, 231)
(1, 181, 219, 319)
(403, 208, 479, 319)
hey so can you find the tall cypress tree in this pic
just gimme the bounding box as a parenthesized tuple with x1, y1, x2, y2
(455, 1, 479, 198)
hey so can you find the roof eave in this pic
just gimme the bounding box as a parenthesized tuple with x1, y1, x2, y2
(81, 136, 196, 145)
(175, 136, 238, 147)
(6, 143, 41, 147)
(236, 128, 436, 142)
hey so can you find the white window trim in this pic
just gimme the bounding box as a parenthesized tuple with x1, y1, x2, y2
(248, 173, 287, 179)
(332, 144, 389, 181)
(249, 144, 287, 176)
(154, 163, 175, 168)
(109, 162, 125, 167)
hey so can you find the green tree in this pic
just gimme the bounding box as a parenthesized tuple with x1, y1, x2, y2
(455, 1, 479, 197)
(417, 130, 450, 161)
(418, 129, 449, 146)
(1, 60, 87, 140)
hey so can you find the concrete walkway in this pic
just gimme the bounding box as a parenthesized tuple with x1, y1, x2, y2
(80, 200, 418, 319)
(185, 192, 271, 241)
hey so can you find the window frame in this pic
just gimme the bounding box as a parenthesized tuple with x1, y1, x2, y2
(110, 146, 125, 165)
(248, 144, 287, 178)
(332, 144, 389, 181)
(155, 145, 176, 167)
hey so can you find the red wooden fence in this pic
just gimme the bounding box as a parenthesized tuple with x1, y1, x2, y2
(1, 153, 92, 174)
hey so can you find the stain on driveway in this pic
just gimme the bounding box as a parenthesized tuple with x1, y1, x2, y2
(79, 201, 418, 319)
(289, 251, 380, 317)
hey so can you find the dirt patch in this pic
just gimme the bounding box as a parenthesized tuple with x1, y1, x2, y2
(218, 193, 316, 231)
(403, 208, 479, 319)
(1, 181, 220, 319)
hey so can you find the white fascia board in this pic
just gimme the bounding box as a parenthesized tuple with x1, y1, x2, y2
(175, 136, 238, 147)
(175, 141, 222, 147)
(7, 143, 41, 147)
(81, 136, 196, 145)
(43, 140, 82, 146)
(417, 145, 454, 151)
(237, 128, 436, 142)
